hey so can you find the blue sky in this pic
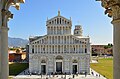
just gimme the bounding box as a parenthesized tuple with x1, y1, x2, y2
(8, 0, 113, 45)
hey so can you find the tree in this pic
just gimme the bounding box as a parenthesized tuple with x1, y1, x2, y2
(16, 49, 20, 53)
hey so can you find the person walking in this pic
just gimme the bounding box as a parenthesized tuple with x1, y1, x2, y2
(91, 71, 94, 76)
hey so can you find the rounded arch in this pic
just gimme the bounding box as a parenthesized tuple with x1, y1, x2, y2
(41, 59, 46, 63)
(72, 59, 78, 63)
(32, 55, 38, 59)
(56, 55, 63, 60)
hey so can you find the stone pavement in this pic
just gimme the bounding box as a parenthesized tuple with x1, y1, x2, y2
(13, 68, 106, 79)
(90, 60, 98, 63)
(13, 74, 106, 79)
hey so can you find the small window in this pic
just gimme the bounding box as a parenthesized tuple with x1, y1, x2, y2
(32, 49, 34, 53)
(43, 48, 45, 51)
(60, 18, 61, 24)
(67, 22, 69, 24)
(85, 48, 87, 53)
(65, 20, 66, 24)
(57, 18, 59, 24)
(53, 46, 54, 51)
(52, 21, 54, 24)
(62, 19, 64, 24)
(37, 41, 39, 44)
(74, 47, 75, 51)
(55, 19, 56, 24)
(49, 22, 51, 24)
(77, 31, 78, 34)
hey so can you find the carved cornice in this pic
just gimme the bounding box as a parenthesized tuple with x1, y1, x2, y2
(97, 0, 120, 21)
(0, 0, 25, 27)
(1, 9, 13, 19)
(1, 9, 13, 26)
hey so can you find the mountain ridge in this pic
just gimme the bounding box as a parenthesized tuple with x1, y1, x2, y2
(8, 37, 29, 47)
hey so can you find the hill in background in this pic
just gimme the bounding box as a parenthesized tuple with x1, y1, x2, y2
(8, 37, 29, 47)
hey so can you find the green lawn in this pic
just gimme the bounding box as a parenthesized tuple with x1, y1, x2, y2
(90, 58, 113, 79)
(9, 63, 29, 76)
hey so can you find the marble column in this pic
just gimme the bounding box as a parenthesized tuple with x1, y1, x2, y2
(46, 59, 48, 74)
(112, 20, 120, 79)
(97, 0, 120, 79)
(78, 59, 80, 73)
(40, 45, 41, 53)
(51, 36, 52, 44)
(53, 26, 54, 35)
(51, 45, 52, 53)
(56, 27, 57, 35)
(62, 26, 63, 34)
(69, 45, 70, 53)
(0, 8, 2, 78)
(39, 57, 41, 73)
(63, 59, 65, 73)
(29, 44, 32, 53)
(50, 26, 51, 35)
(69, 36, 70, 44)
(0, 4, 9, 79)
(37, 45, 38, 53)
(53, 56, 55, 73)
(0, 1, 24, 78)
(63, 45, 64, 53)
(1, 26, 9, 79)
(70, 58, 72, 74)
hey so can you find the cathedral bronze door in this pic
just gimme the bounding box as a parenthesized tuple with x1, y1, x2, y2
(56, 62, 62, 73)
(73, 65, 77, 74)
(41, 65, 46, 74)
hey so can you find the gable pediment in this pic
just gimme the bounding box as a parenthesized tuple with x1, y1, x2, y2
(30, 35, 47, 44)
(46, 15, 72, 25)
(47, 15, 70, 22)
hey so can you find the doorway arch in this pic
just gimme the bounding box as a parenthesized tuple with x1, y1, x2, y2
(55, 55, 63, 74)
(41, 60, 46, 74)
(72, 60, 78, 74)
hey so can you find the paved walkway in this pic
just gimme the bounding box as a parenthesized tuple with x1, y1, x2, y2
(13, 68, 106, 79)
(90, 60, 98, 63)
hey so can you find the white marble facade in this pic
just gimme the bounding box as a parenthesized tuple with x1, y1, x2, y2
(29, 11, 90, 74)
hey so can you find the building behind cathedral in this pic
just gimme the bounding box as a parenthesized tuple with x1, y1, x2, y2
(29, 11, 90, 74)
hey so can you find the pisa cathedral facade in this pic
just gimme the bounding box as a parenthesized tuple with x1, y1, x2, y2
(29, 11, 90, 74)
